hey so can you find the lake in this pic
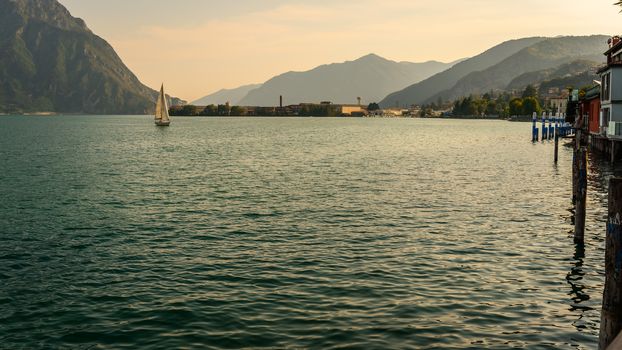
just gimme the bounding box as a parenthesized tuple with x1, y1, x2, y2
(0, 115, 614, 349)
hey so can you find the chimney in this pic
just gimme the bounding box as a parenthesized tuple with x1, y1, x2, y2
(611, 36, 621, 48)
(279, 95, 283, 108)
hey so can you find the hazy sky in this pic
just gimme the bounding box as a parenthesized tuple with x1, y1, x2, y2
(59, 0, 621, 102)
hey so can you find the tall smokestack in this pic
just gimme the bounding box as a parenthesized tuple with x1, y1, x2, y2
(280, 95, 283, 108)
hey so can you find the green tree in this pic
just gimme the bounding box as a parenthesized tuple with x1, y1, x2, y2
(522, 85, 538, 99)
(485, 100, 497, 116)
(367, 102, 380, 111)
(202, 104, 217, 115)
(509, 98, 523, 116)
(230, 106, 244, 116)
(522, 97, 542, 116)
(217, 104, 228, 115)
(179, 105, 198, 116)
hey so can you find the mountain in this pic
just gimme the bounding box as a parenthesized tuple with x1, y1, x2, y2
(506, 59, 601, 92)
(538, 69, 601, 96)
(0, 0, 183, 114)
(424, 35, 608, 103)
(192, 84, 262, 106)
(379, 37, 547, 107)
(237, 54, 454, 107)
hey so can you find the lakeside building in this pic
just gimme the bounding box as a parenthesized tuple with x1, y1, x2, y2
(339, 104, 367, 116)
(598, 36, 622, 138)
(548, 96, 569, 115)
(580, 85, 601, 135)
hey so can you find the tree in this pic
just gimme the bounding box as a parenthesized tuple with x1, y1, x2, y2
(179, 105, 198, 116)
(485, 100, 497, 116)
(522, 97, 542, 116)
(230, 106, 244, 116)
(522, 85, 538, 99)
(616, 1, 622, 11)
(217, 104, 228, 115)
(202, 104, 217, 115)
(509, 98, 523, 116)
(367, 102, 380, 111)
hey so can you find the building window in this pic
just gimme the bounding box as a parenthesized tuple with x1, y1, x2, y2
(604, 108, 611, 128)
(603, 73, 611, 101)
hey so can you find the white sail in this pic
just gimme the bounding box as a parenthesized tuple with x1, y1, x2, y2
(155, 84, 170, 122)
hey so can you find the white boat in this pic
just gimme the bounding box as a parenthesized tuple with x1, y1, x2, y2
(154, 84, 171, 126)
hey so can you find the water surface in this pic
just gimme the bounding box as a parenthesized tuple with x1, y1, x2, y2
(0, 116, 613, 349)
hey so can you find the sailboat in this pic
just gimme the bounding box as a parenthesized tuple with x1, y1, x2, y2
(154, 84, 171, 126)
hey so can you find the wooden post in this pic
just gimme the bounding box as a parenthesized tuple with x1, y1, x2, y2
(600, 177, 622, 349)
(572, 146, 578, 205)
(576, 129, 582, 150)
(572, 130, 581, 205)
(574, 147, 587, 244)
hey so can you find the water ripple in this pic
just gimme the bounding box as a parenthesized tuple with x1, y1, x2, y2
(0, 116, 610, 349)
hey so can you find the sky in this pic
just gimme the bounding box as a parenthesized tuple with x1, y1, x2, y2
(58, 0, 622, 102)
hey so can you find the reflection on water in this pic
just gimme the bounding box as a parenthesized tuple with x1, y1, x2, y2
(567, 244, 590, 314)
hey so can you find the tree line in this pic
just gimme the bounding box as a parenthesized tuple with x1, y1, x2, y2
(170, 103, 345, 117)
(451, 85, 544, 118)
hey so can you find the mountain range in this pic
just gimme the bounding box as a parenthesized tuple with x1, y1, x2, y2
(192, 84, 262, 106)
(0, 0, 183, 114)
(237, 55, 456, 107)
(425, 35, 607, 104)
(380, 37, 547, 107)
(201, 35, 608, 110)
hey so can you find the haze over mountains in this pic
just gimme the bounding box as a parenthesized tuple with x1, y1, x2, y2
(0, 0, 183, 114)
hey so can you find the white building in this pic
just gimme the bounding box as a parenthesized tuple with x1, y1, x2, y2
(600, 36, 622, 138)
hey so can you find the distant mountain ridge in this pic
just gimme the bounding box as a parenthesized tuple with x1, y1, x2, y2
(237, 54, 455, 106)
(0, 0, 183, 114)
(506, 59, 601, 92)
(380, 35, 609, 107)
(379, 37, 547, 107)
(192, 84, 262, 106)
(424, 35, 608, 104)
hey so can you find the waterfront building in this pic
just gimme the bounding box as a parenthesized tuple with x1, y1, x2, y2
(548, 97, 569, 115)
(599, 36, 622, 138)
(339, 104, 367, 116)
(579, 85, 601, 135)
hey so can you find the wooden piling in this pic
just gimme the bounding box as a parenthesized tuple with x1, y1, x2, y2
(572, 146, 578, 205)
(574, 147, 587, 244)
(599, 177, 622, 349)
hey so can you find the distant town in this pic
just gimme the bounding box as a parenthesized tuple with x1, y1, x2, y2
(169, 84, 573, 120)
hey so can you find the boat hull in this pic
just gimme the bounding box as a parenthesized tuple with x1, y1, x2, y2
(155, 119, 171, 126)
